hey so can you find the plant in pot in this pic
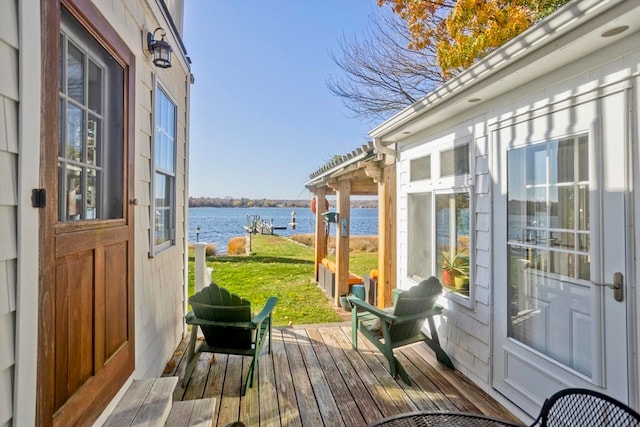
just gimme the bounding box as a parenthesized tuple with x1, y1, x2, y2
(441, 249, 469, 289)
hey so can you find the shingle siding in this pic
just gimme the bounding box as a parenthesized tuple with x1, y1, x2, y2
(0, 2, 18, 422)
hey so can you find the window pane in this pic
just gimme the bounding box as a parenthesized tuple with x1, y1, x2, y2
(65, 164, 82, 221)
(436, 192, 470, 296)
(410, 156, 431, 181)
(441, 144, 469, 177)
(59, 9, 124, 222)
(507, 134, 592, 376)
(408, 193, 431, 279)
(88, 59, 102, 113)
(66, 104, 83, 162)
(67, 42, 84, 104)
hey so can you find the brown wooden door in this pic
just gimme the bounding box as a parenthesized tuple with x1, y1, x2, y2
(38, 1, 136, 426)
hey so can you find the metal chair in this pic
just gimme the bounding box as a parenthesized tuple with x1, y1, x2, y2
(530, 388, 640, 426)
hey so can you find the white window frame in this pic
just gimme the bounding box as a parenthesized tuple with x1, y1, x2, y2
(150, 79, 177, 256)
(405, 137, 475, 307)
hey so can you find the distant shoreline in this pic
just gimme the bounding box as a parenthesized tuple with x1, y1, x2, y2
(189, 197, 377, 209)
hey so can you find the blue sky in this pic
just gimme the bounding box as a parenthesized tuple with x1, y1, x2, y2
(183, 0, 383, 200)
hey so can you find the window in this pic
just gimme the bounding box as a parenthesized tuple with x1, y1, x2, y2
(406, 141, 472, 300)
(58, 11, 124, 222)
(153, 86, 176, 251)
(410, 155, 431, 181)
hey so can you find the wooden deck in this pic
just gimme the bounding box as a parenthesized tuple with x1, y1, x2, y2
(163, 324, 521, 427)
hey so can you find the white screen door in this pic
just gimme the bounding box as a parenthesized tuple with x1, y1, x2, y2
(492, 93, 630, 417)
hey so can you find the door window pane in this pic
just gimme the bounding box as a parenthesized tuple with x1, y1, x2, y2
(507, 134, 592, 376)
(58, 9, 124, 222)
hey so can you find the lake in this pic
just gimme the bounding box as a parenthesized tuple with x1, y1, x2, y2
(188, 207, 378, 250)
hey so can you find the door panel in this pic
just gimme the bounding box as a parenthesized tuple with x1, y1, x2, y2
(492, 92, 630, 416)
(38, 2, 135, 426)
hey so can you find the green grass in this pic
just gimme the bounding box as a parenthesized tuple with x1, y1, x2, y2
(188, 234, 378, 327)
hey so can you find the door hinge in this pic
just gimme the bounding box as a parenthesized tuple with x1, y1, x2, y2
(32, 189, 46, 208)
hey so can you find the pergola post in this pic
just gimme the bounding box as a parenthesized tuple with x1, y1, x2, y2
(313, 188, 328, 282)
(334, 179, 351, 306)
(377, 162, 396, 308)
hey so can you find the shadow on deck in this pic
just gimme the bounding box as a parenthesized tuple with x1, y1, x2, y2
(163, 324, 520, 426)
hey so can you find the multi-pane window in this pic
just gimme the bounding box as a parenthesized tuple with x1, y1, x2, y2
(506, 135, 592, 375)
(406, 142, 472, 298)
(58, 14, 124, 222)
(153, 87, 176, 249)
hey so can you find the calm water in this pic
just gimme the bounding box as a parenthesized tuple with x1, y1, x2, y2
(188, 207, 377, 250)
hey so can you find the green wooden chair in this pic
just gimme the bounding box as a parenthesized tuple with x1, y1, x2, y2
(182, 282, 278, 395)
(348, 277, 454, 384)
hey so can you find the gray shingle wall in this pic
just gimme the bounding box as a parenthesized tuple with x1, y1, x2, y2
(0, 1, 18, 425)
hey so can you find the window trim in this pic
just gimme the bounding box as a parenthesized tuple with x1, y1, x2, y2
(405, 137, 475, 307)
(150, 78, 177, 256)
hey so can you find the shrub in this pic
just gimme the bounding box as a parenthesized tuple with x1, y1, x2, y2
(289, 234, 378, 253)
(227, 236, 246, 255)
(205, 244, 217, 257)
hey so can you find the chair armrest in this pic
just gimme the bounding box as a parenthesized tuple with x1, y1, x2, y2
(347, 296, 396, 322)
(251, 296, 278, 326)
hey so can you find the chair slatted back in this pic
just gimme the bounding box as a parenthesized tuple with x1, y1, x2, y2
(390, 277, 442, 343)
(190, 282, 252, 349)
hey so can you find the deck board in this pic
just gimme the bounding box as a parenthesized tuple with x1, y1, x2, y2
(165, 324, 523, 427)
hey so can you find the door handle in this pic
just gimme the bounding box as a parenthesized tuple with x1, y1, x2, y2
(593, 272, 623, 302)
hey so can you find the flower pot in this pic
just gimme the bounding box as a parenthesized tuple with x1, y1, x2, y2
(442, 269, 455, 286)
(454, 275, 469, 292)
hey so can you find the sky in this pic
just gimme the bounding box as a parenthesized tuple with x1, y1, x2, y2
(183, 0, 384, 200)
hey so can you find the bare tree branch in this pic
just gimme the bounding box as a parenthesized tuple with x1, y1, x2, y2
(327, 11, 445, 122)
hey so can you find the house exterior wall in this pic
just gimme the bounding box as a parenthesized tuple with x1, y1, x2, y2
(3, 0, 191, 425)
(0, 2, 20, 426)
(392, 19, 639, 416)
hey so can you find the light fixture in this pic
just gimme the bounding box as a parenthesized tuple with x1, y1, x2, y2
(601, 26, 629, 38)
(147, 27, 172, 68)
(195, 226, 200, 242)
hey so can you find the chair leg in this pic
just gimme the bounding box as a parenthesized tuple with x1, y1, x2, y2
(182, 326, 201, 388)
(351, 309, 358, 350)
(425, 316, 455, 369)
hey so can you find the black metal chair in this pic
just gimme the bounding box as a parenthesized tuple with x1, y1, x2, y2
(530, 388, 640, 426)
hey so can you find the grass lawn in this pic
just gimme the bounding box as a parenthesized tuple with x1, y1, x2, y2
(188, 234, 378, 327)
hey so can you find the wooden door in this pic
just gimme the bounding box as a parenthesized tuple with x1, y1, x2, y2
(38, 1, 135, 426)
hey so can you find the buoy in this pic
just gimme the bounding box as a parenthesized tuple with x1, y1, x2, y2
(310, 197, 329, 214)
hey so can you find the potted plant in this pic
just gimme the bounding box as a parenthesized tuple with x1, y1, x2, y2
(441, 249, 469, 289)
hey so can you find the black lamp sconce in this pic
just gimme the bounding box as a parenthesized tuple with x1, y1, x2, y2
(147, 27, 172, 69)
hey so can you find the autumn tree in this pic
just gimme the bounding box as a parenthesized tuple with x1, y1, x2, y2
(327, 10, 445, 121)
(378, 0, 569, 78)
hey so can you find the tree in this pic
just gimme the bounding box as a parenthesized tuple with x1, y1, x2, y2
(378, 0, 569, 78)
(327, 10, 445, 121)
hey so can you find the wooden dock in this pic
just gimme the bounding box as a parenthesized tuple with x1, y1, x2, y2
(164, 324, 521, 427)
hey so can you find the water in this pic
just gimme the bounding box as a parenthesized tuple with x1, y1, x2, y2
(189, 207, 378, 250)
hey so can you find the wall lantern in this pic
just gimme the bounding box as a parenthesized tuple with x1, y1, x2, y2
(147, 27, 172, 68)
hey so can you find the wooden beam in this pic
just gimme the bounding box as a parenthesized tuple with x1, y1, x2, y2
(377, 163, 396, 308)
(313, 189, 328, 283)
(334, 180, 351, 306)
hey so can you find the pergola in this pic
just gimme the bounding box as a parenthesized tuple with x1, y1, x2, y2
(305, 141, 397, 308)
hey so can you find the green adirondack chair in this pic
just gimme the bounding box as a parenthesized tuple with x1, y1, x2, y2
(182, 282, 278, 395)
(348, 277, 454, 384)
